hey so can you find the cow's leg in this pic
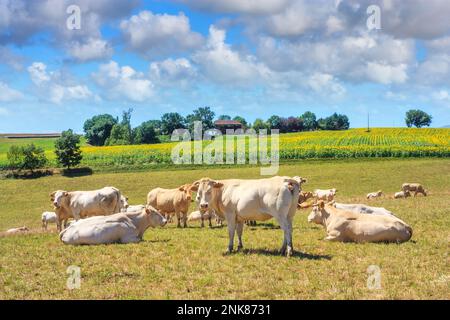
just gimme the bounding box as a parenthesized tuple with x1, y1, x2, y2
(277, 215, 293, 257)
(56, 218, 62, 232)
(236, 221, 244, 251)
(225, 212, 236, 254)
(183, 212, 188, 228)
(208, 216, 212, 228)
(176, 212, 181, 228)
(63, 219, 68, 229)
(200, 215, 205, 228)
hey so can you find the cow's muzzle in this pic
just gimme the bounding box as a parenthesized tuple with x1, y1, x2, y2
(200, 203, 209, 211)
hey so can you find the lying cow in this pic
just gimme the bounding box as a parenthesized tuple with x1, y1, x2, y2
(394, 190, 411, 199)
(313, 188, 337, 202)
(41, 211, 57, 230)
(192, 176, 305, 256)
(6, 226, 29, 234)
(402, 183, 427, 197)
(367, 190, 383, 199)
(60, 206, 167, 245)
(122, 204, 146, 213)
(147, 184, 194, 228)
(334, 203, 394, 217)
(308, 201, 412, 243)
(187, 210, 217, 227)
(298, 191, 314, 208)
(50, 186, 123, 232)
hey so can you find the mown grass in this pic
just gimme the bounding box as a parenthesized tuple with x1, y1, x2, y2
(0, 158, 449, 299)
(1, 128, 449, 170)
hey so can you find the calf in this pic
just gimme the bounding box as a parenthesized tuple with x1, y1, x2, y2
(60, 206, 167, 245)
(367, 190, 383, 199)
(6, 226, 29, 234)
(308, 201, 412, 243)
(313, 188, 337, 202)
(394, 190, 411, 199)
(147, 184, 194, 228)
(41, 211, 57, 230)
(402, 183, 427, 197)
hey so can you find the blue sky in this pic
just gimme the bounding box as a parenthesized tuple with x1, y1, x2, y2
(0, 0, 449, 132)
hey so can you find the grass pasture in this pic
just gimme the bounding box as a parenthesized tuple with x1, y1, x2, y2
(0, 158, 449, 299)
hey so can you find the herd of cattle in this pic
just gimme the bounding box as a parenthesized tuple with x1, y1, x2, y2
(5, 177, 426, 256)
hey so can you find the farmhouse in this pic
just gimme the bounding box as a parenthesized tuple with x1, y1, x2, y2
(214, 120, 243, 134)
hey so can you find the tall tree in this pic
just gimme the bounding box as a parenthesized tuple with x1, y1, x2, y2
(232, 116, 248, 129)
(54, 129, 82, 170)
(405, 109, 432, 128)
(266, 115, 282, 130)
(105, 109, 134, 145)
(83, 114, 117, 146)
(299, 111, 317, 131)
(161, 112, 186, 135)
(217, 115, 231, 120)
(134, 121, 159, 144)
(186, 106, 216, 131)
(252, 118, 268, 131)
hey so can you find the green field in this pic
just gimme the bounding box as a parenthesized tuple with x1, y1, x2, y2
(0, 128, 449, 170)
(0, 158, 449, 299)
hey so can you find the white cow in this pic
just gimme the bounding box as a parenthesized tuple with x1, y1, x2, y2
(187, 210, 218, 227)
(313, 188, 337, 201)
(41, 211, 57, 230)
(59, 206, 167, 245)
(366, 190, 383, 199)
(122, 204, 146, 213)
(308, 201, 412, 243)
(6, 226, 29, 234)
(394, 190, 411, 199)
(192, 176, 304, 256)
(50, 186, 122, 231)
(334, 203, 394, 217)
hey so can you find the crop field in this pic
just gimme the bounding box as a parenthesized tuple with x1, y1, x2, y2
(0, 158, 449, 299)
(0, 128, 449, 170)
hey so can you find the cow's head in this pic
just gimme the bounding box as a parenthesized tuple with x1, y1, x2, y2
(145, 205, 167, 227)
(308, 201, 326, 225)
(178, 184, 195, 202)
(51, 190, 68, 208)
(192, 178, 223, 212)
(377, 190, 383, 196)
(120, 195, 129, 209)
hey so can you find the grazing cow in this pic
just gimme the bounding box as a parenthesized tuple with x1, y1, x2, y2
(367, 190, 383, 199)
(6, 226, 29, 234)
(308, 201, 412, 243)
(60, 206, 167, 245)
(394, 190, 411, 199)
(334, 203, 394, 217)
(41, 211, 57, 230)
(123, 204, 146, 212)
(402, 183, 427, 197)
(147, 184, 194, 228)
(192, 176, 304, 256)
(50, 186, 122, 232)
(313, 188, 337, 202)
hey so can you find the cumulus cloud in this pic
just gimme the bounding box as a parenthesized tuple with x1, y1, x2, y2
(366, 62, 408, 84)
(120, 11, 203, 58)
(176, 0, 290, 15)
(149, 58, 197, 86)
(92, 61, 154, 102)
(0, 81, 23, 102)
(192, 26, 271, 85)
(68, 38, 113, 62)
(307, 73, 346, 96)
(27, 62, 95, 104)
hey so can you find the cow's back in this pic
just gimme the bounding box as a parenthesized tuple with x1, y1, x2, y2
(72, 187, 121, 218)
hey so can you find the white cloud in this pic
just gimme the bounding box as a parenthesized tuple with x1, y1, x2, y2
(177, 0, 290, 15)
(433, 90, 450, 101)
(149, 58, 197, 86)
(27, 62, 95, 104)
(0, 82, 23, 102)
(366, 62, 408, 84)
(307, 73, 346, 96)
(120, 11, 203, 58)
(68, 38, 113, 62)
(192, 26, 271, 85)
(93, 60, 153, 102)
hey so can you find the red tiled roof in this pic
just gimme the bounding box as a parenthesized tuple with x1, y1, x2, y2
(214, 120, 242, 126)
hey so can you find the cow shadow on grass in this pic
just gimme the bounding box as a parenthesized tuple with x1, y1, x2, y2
(142, 239, 171, 244)
(235, 248, 332, 260)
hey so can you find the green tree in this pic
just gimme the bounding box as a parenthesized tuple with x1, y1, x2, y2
(83, 114, 118, 146)
(186, 106, 216, 131)
(252, 118, 268, 131)
(9, 144, 47, 172)
(217, 114, 231, 120)
(134, 121, 159, 144)
(299, 111, 317, 131)
(405, 109, 432, 128)
(161, 112, 186, 135)
(105, 109, 134, 146)
(266, 115, 282, 130)
(232, 116, 248, 129)
(318, 113, 350, 130)
(54, 129, 83, 170)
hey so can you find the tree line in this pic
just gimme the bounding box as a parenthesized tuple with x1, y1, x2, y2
(83, 106, 351, 147)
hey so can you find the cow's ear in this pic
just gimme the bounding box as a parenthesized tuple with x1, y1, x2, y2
(126, 197, 129, 201)
(319, 201, 325, 209)
(302, 178, 307, 183)
(49, 191, 56, 197)
(213, 181, 223, 188)
(190, 181, 200, 191)
(178, 186, 185, 191)
(63, 191, 68, 196)
(145, 207, 151, 214)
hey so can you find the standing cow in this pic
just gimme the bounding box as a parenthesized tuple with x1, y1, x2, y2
(192, 176, 304, 256)
(50, 186, 123, 232)
(146, 184, 195, 228)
